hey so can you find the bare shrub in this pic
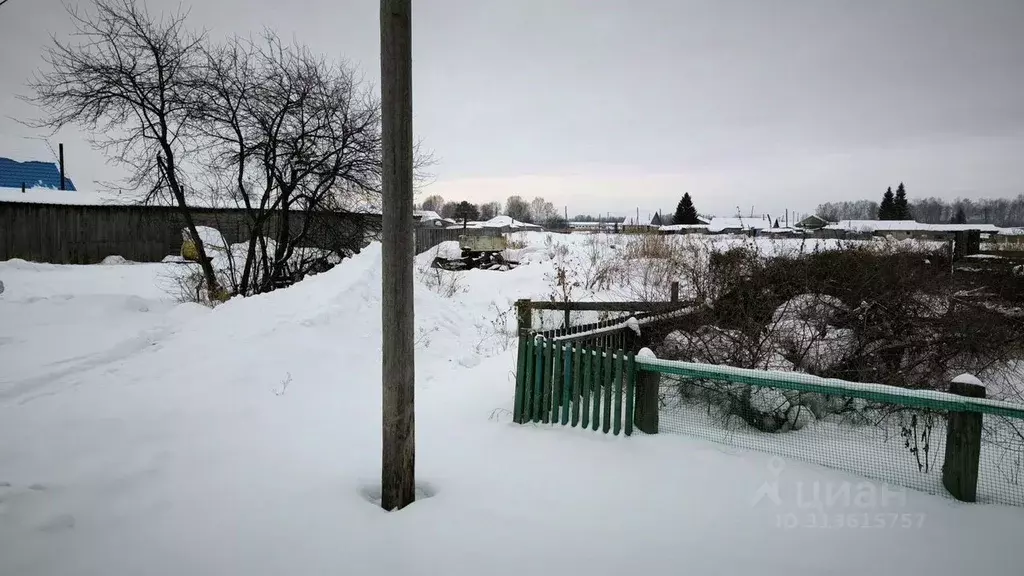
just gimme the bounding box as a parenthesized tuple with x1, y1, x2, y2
(417, 264, 464, 298)
(159, 262, 232, 306)
(656, 239, 1024, 443)
(544, 244, 580, 329)
(578, 234, 619, 291)
(611, 234, 724, 303)
(475, 303, 517, 354)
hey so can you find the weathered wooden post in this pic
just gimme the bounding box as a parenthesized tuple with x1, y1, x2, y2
(633, 349, 660, 434)
(966, 230, 981, 256)
(942, 377, 986, 502)
(670, 281, 679, 303)
(515, 299, 533, 336)
(380, 0, 415, 512)
(952, 231, 967, 261)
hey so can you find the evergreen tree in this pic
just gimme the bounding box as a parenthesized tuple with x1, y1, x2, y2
(773, 218, 780, 228)
(453, 201, 480, 224)
(673, 193, 700, 225)
(878, 187, 896, 220)
(953, 207, 967, 224)
(894, 183, 911, 220)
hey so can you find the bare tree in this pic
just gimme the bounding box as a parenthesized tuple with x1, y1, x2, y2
(505, 195, 531, 223)
(419, 194, 444, 213)
(195, 31, 383, 295)
(529, 196, 555, 224)
(439, 201, 459, 220)
(26, 0, 220, 296)
(479, 201, 501, 220)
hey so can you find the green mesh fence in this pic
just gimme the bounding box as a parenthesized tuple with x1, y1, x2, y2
(636, 355, 1024, 507)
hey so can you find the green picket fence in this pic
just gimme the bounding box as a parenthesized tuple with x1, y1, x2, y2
(513, 335, 638, 436)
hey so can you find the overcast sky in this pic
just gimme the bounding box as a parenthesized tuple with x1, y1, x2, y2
(2, 0, 1023, 221)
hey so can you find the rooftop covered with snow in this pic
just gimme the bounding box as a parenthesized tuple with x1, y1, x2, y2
(825, 220, 1004, 233)
(707, 217, 773, 233)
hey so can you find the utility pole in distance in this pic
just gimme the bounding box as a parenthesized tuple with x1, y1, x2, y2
(380, 0, 415, 511)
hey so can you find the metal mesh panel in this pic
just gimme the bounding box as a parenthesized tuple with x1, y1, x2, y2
(638, 355, 1024, 506)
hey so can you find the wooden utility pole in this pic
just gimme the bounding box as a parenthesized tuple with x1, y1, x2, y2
(380, 0, 415, 511)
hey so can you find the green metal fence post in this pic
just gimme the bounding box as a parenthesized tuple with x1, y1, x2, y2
(942, 379, 986, 502)
(634, 357, 660, 434)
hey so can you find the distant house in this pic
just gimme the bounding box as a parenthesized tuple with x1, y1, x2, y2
(650, 213, 709, 227)
(795, 214, 830, 230)
(658, 224, 709, 235)
(0, 156, 76, 192)
(449, 215, 542, 233)
(707, 217, 773, 235)
(413, 210, 457, 228)
(823, 220, 1003, 240)
(994, 228, 1024, 246)
(568, 221, 618, 232)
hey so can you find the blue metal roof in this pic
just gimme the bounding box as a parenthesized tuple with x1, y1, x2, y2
(0, 157, 77, 191)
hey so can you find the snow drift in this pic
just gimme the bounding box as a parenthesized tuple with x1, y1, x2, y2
(2, 238, 1024, 576)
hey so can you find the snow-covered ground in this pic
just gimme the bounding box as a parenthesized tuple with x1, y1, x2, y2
(2, 234, 1024, 576)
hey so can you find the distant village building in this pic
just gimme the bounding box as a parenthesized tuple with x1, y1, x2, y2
(657, 224, 709, 235)
(794, 214, 830, 230)
(706, 216, 773, 235)
(413, 210, 457, 228)
(823, 220, 1004, 241)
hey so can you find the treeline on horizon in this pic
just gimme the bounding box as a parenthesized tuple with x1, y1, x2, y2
(817, 194, 1024, 227)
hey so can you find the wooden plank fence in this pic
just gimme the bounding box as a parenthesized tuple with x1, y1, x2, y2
(0, 201, 379, 264)
(414, 226, 501, 254)
(513, 336, 637, 436)
(511, 291, 698, 435)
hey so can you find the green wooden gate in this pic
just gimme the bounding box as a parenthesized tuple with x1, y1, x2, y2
(513, 336, 638, 436)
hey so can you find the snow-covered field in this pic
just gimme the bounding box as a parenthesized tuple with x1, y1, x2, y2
(2, 233, 1024, 576)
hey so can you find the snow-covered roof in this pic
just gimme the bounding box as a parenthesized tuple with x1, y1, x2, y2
(934, 223, 1003, 233)
(707, 217, 772, 233)
(1, 185, 382, 214)
(659, 224, 709, 232)
(568, 221, 618, 228)
(414, 210, 443, 221)
(795, 214, 830, 227)
(825, 220, 1003, 233)
(0, 185, 129, 205)
(480, 215, 541, 229)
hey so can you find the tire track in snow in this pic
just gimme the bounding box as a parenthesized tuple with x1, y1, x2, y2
(0, 325, 176, 406)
